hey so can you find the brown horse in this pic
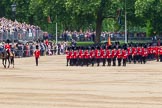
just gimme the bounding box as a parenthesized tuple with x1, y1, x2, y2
(1, 49, 14, 68)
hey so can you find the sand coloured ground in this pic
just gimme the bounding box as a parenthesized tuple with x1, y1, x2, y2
(0, 55, 162, 108)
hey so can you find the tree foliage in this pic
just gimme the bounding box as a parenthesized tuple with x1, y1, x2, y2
(1, 0, 162, 42)
(135, 0, 162, 36)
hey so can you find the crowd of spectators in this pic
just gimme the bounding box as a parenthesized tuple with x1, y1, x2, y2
(0, 40, 68, 58)
(0, 17, 68, 58)
(60, 30, 148, 42)
(0, 17, 43, 41)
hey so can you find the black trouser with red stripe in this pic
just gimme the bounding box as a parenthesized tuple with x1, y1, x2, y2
(84, 58, 89, 66)
(160, 55, 162, 62)
(96, 58, 100, 66)
(91, 57, 95, 66)
(133, 55, 137, 64)
(107, 58, 111, 66)
(73, 58, 77, 66)
(128, 55, 132, 63)
(70, 58, 73, 66)
(102, 58, 106, 66)
(138, 55, 142, 63)
(142, 56, 146, 64)
(112, 57, 116, 66)
(66, 59, 70, 66)
(117, 58, 122, 66)
(35, 57, 38, 66)
(78, 58, 83, 66)
(123, 58, 127, 66)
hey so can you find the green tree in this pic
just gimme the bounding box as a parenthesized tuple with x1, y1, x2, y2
(0, 0, 12, 19)
(135, 0, 162, 36)
(65, 0, 122, 43)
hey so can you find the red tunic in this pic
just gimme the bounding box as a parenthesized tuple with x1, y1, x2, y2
(73, 51, 77, 59)
(127, 47, 132, 55)
(142, 48, 148, 57)
(78, 50, 83, 59)
(84, 50, 90, 59)
(34, 50, 40, 58)
(116, 49, 122, 59)
(111, 49, 116, 58)
(95, 50, 100, 59)
(89, 50, 95, 58)
(106, 49, 111, 58)
(132, 47, 137, 56)
(100, 49, 104, 58)
(137, 47, 142, 55)
(122, 50, 128, 59)
(5, 44, 11, 51)
(159, 47, 162, 55)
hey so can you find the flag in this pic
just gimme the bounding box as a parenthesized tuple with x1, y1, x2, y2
(107, 36, 112, 46)
(47, 16, 52, 23)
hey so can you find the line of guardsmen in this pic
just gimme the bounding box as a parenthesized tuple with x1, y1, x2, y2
(65, 43, 162, 67)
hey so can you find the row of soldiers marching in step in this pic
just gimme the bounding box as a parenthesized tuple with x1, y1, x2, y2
(65, 43, 162, 67)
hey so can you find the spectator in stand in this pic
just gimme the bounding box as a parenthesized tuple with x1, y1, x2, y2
(0, 17, 42, 41)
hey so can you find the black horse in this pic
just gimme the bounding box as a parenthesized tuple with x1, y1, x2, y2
(1, 49, 14, 68)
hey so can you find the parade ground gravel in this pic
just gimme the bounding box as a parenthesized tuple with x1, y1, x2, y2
(0, 55, 162, 108)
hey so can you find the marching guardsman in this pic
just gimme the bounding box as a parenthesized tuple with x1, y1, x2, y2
(69, 48, 74, 66)
(84, 48, 89, 66)
(141, 46, 148, 64)
(138, 45, 144, 64)
(106, 46, 112, 66)
(116, 46, 122, 66)
(132, 45, 137, 64)
(95, 47, 100, 66)
(147, 45, 152, 60)
(66, 47, 70, 66)
(159, 47, 162, 62)
(122, 48, 128, 66)
(155, 46, 160, 62)
(137, 45, 142, 63)
(69, 48, 73, 66)
(89, 47, 95, 66)
(111, 46, 116, 66)
(127, 45, 132, 63)
(73, 48, 78, 66)
(152, 46, 157, 60)
(150, 45, 154, 60)
(78, 47, 83, 66)
(100, 47, 105, 66)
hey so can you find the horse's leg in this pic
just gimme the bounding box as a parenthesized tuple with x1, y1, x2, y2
(13, 57, 14, 68)
(4, 59, 7, 68)
(13, 58, 14, 68)
(7, 58, 10, 68)
(11, 57, 14, 68)
(2, 59, 5, 68)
